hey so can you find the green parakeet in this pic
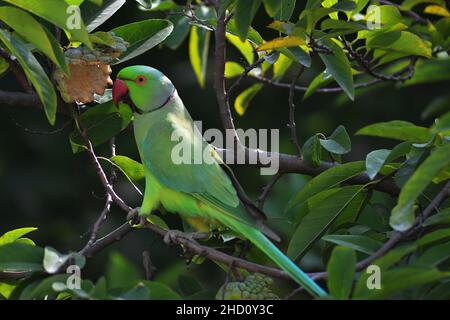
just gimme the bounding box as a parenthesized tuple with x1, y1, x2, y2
(112, 65, 327, 298)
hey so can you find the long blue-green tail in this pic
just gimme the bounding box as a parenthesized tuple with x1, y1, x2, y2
(217, 214, 328, 298)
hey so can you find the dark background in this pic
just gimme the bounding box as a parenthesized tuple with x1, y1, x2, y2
(0, 1, 445, 294)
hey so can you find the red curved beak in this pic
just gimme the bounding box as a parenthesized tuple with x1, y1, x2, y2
(112, 79, 129, 106)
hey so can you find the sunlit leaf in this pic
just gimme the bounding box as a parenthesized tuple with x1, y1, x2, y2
(234, 84, 263, 116)
(257, 36, 306, 52)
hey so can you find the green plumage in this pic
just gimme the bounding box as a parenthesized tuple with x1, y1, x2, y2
(116, 66, 327, 298)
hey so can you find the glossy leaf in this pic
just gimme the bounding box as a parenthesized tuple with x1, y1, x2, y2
(318, 39, 354, 100)
(356, 120, 432, 143)
(3, 0, 91, 47)
(0, 6, 68, 75)
(0, 243, 44, 273)
(225, 61, 245, 78)
(319, 125, 351, 155)
(365, 149, 391, 180)
(322, 234, 383, 255)
(301, 134, 322, 166)
(70, 102, 133, 153)
(0, 30, 57, 125)
(82, 0, 126, 32)
(423, 208, 450, 226)
(112, 19, 174, 64)
(367, 31, 432, 58)
(354, 267, 450, 299)
(234, 84, 264, 116)
(226, 33, 255, 64)
(0, 228, 37, 246)
(287, 185, 366, 261)
(327, 246, 356, 299)
(234, 0, 262, 41)
(391, 143, 450, 231)
(189, 25, 210, 88)
(257, 36, 306, 52)
(286, 161, 366, 213)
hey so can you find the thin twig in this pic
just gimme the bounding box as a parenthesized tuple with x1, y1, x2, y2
(288, 67, 305, 157)
(256, 171, 284, 210)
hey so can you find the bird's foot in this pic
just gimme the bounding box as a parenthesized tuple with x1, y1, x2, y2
(163, 230, 210, 245)
(127, 207, 143, 224)
(163, 230, 185, 245)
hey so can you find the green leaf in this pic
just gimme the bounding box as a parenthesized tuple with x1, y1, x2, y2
(43, 247, 85, 274)
(431, 111, 450, 134)
(0, 56, 9, 76)
(272, 52, 293, 79)
(318, 39, 354, 100)
(423, 208, 450, 226)
(416, 228, 450, 246)
(178, 275, 203, 297)
(353, 243, 418, 296)
(0, 243, 44, 273)
(257, 36, 306, 51)
(189, 25, 210, 88)
(421, 94, 450, 119)
(287, 185, 366, 261)
(234, 0, 262, 41)
(3, 0, 91, 47)
(226, 33, 255, 64)
(120, 283, 150, 300)
(141, 280, 182, 299)
(322, 234, 383, 255)
(366, 31, 432, 58)
(301, 134, 322, 166)
(225, 61, 245, 78)
(416, 241, 450, 267)
(70, 102, 133, 153)
(0, 30, 57, 125)
(281, 46, 312, 67)
(20, 274, 72, 300)
(226, 19, 264, 46)
(275, 0, 296, 21)
(164, 15, 191, 50)
(354, 267, 450, 299)
(110, 155, 145, 183)
(303, 71, 333, 99)
(106, 252, 142, 289)
(327, 246, 356, 299)
(263, 0, 281, 17)
(356, 120, 432, 143)
(0, 228, 37, 246)
(82, 0, 126, 32)
(365, 149, 391, 180)
(0, 6, 68, 75)
(234, 84, 264, 116)
(112, 19, 173, 64)
(319, 125, 351, 155)
(391, 143, 450, 231)
(403, 58, 450, 87)
(286, 161, 366, 213)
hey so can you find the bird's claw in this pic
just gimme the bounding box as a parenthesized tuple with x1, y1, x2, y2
(163, 230, 186, 245)
(127, 207, 141, 224)
(163, 230, 210, 245)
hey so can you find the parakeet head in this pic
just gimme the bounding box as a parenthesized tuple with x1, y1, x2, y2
(112, 65, 175, 113)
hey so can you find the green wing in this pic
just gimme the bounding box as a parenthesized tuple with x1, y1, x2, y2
(137, 101, 282, 239)
(138, 105, 240, 206)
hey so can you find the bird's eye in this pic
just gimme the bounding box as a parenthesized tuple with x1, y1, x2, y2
(136, 75, 147, 85)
